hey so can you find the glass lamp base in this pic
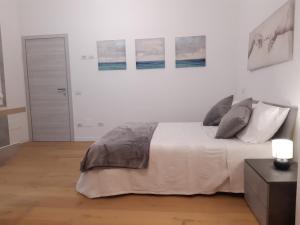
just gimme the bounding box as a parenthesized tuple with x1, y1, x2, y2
(273, 158, 291, 171)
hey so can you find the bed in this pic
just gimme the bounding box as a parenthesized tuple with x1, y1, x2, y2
(76, 102, 297, 198)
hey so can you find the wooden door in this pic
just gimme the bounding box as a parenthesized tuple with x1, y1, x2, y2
(24, 36, 73, 141)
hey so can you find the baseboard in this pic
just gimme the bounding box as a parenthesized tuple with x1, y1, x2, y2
(74, 137, 98, 141)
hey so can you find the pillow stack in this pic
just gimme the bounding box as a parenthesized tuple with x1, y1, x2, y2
(215, 98, 252, 139)
(203, 95, 290, 143)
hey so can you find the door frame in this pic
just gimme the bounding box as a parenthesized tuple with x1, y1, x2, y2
(22, 34, 74, 141)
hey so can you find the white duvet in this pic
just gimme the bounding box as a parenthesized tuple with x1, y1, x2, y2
(76, 123, 272, 198)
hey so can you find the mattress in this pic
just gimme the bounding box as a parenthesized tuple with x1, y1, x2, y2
(76, 122, 272, 198)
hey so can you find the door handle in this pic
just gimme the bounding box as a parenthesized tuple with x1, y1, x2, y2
(57, 88, 67, 96)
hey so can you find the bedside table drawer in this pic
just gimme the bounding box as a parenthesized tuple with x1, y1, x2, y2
(244, 159, 297, 225)
(245, 163, 268, 207)
(245, 185, 267, 225)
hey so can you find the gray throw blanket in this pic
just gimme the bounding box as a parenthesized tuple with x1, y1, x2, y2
(80, 122, 158, 172)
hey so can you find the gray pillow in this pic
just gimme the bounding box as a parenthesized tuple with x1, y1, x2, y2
(233, 98, 253, 108)
(203, 95, 234, 126)
(215, 98, 252, 139)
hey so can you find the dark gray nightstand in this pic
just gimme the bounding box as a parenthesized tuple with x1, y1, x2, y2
(244, 159, 297, 225)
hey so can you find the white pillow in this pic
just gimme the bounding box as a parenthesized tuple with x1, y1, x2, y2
(237, 102, 290, 143)
(252, 102, 258, 109)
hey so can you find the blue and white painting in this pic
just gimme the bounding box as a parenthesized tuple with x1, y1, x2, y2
(97, 40, 127, 71)
(175, 36, 206, 68)
(135, 38, 165, 69)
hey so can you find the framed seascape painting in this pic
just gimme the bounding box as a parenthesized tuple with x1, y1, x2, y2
(248, 0, 295, 71)
(175, 36, 206, 68)
(135, 38, 165, 70)
(97, 40, 127, 71)
(0, 27, 6, 107)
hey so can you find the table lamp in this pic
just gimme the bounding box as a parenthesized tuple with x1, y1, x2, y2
(272, 139, 293, 170)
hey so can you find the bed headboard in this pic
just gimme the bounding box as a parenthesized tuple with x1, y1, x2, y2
(254, 100, 298, 140)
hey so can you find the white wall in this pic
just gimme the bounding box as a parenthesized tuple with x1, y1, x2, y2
(0, 0, 29, 144)
(236, 0, 300, 154)
(18, 0, 239, 140)
(235, 0, 300, 223)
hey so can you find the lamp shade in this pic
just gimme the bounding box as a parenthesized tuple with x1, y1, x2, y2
(272, 139, 293, 159)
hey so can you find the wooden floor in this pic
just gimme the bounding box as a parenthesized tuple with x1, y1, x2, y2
(0, 142, 258, 225)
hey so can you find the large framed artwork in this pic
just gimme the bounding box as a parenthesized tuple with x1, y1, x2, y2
(135, 38, 165, 70)
(97, 40, 127, 71)
(0, 27, 6, 107)
(175, 36, 206, 68)
(248, 0, 295, 71)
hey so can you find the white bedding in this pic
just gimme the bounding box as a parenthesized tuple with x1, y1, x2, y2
(76, 122, 272, 198)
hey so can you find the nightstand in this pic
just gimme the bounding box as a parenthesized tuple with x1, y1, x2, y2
(244, 159, 297, 225)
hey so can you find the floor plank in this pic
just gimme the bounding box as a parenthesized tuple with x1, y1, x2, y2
(0, 142, 258, 225)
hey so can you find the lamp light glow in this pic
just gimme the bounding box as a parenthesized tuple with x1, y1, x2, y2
(272, 139, 293, 170)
